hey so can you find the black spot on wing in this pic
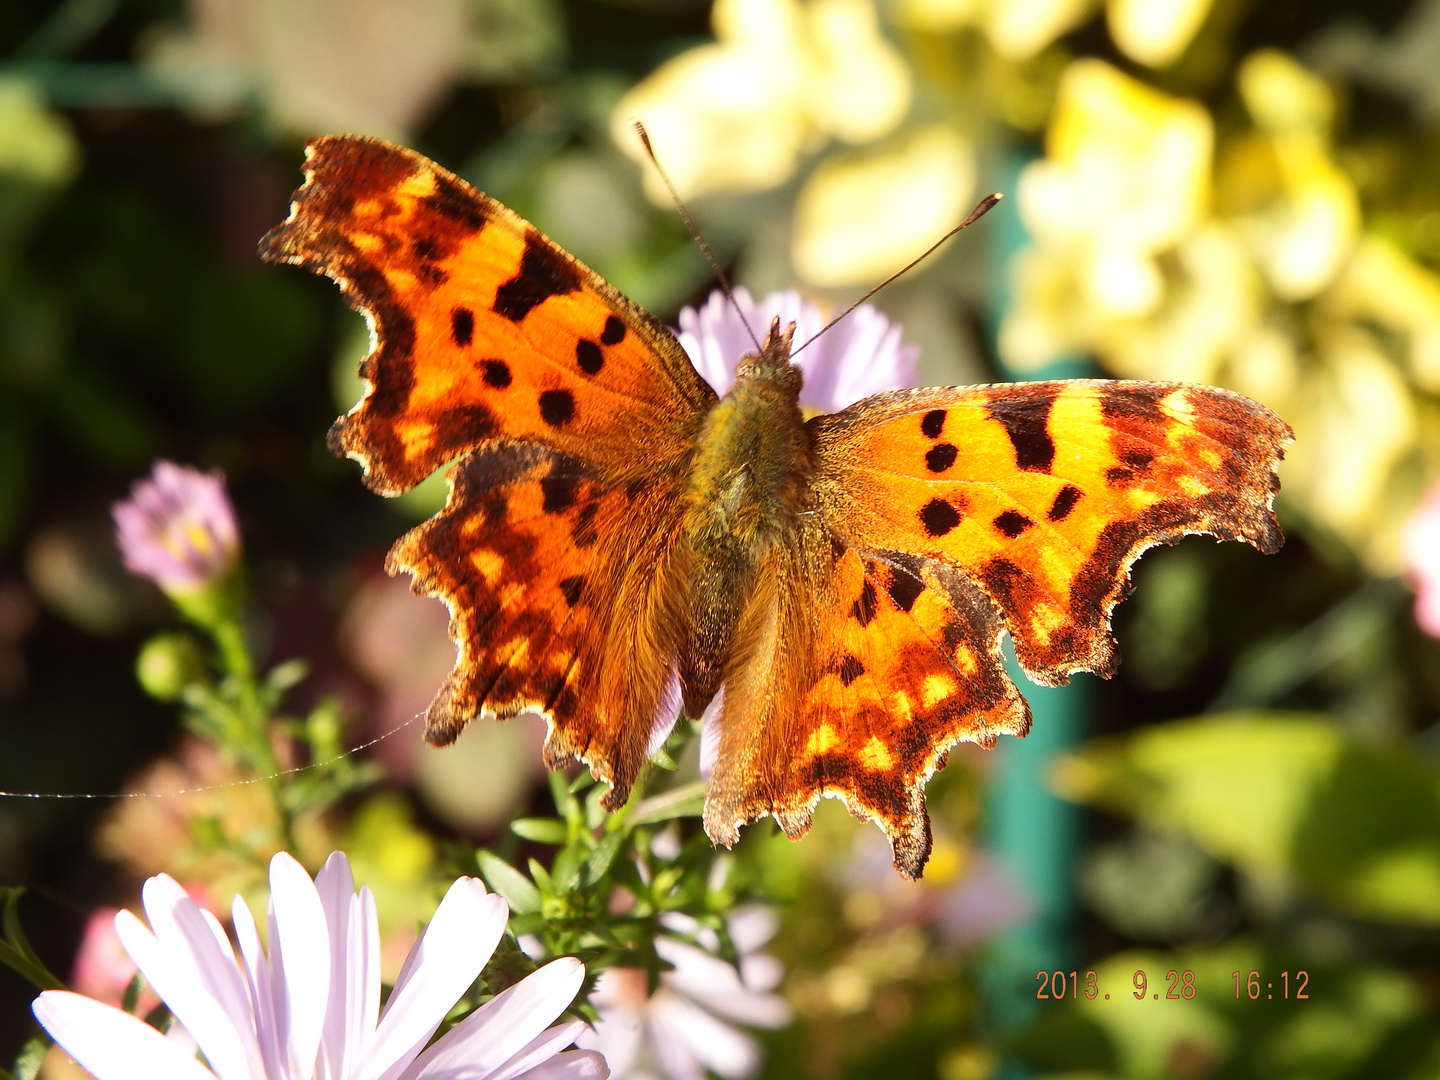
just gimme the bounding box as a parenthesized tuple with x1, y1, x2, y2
(576, 339, 604, 375)
(925, 443, 958, 473)
(920, 498, 960, 537)
(558, 575, 584, 608)
(423, 173, 488, 231)
(987, 392, 1056, 472)
(541, 474, 578, 513)
(539, 388, 576, 428)
(852, 581, 879, 627)
(493, 231, 583, 322)
(451, 307, 474, 348)
(481, 359, 511, 388)
(1048, 484, 1083, 521)
(921, 409, 947, 438)
(839, 655, 865, 686)
(886, 567, 925, 612)
(993, 510, 1034, 538)
(600, 316, 626, 345)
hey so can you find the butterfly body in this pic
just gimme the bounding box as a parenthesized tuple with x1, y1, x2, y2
(678, 323, 810, 715)
(262, 135, 1293, 878)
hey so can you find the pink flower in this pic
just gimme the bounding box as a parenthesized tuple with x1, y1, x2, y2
(34, 851, 606, 1080)
(1405, 480, 1440, 637)
(113, 462, 241, 594)
(70, 888, 216, 1014)
(70, 907, 153, 1013)
(675, 288, 918, 412)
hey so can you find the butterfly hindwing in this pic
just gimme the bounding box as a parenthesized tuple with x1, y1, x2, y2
(390, 443, 689, 803)
(809, 380, 1291, 686)
(260, 135, 715, 495)
(704, 519, 1030, 878)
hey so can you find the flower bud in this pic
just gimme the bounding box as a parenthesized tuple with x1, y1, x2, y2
(135, 632, 204, 701)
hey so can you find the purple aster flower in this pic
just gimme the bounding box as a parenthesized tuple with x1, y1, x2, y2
(113, 462, 241, 595)
(675, 288, 919, 412)
(33, 851, 607, 1080)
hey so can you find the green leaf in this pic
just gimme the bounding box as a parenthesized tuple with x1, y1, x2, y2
(13, 1035, 48, 1080)
(265, 657, 309, 694)
(511, 818, 568, 845)
(630, 781, 706, 826)
(582, 828, 628, 886)
(121, 972, 143, 1014)
(551, 846, 581, 891)
(1056, 711, 1440, 924)
(550, 771, 578, 819)
(476, 851, 541, 914)
(0, 890, 63, 990)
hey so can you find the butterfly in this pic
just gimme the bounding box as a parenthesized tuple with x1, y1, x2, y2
(261, 135, 1292, 879)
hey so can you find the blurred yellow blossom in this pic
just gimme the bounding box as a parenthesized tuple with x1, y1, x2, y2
(1227, 50, 1360, 300)
(897, 0, 1095, 60)
(791, 125, 975, 286)
(1106, 0, 1213, 68)
(1003, 48, 1440, 569)
(611, 0, 911, 201)
(1008, 59, 1211, 351)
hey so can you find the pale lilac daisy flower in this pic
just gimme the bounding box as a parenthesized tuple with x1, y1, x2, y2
(1404, 479, 1440, 638)
(577, 908, 790, 1080)
(33, 851, 606, 1080)
(113, 461, 241, 594)
(675, 288, 919, 412)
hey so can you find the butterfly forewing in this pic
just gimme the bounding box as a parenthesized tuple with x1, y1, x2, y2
(260, 135, 715, 495)
(809, 380, 1291, 686)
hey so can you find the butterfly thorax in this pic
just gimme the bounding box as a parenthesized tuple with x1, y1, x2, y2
(674, 322, 811, 714)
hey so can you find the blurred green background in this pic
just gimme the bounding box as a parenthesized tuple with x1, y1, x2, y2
(4, 0, 1440, 1077)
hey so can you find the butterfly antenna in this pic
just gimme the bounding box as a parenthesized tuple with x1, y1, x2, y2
(791, 192, 1004, 360)
(633, 120, 764, 355)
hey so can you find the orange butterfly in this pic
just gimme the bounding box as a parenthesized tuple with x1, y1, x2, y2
(262, 135, 1291, 878)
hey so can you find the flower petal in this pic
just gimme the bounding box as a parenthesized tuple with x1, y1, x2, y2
(114, 910, 253, 1080)
(138, 876, 261, 1070)
(651, 991, 757, 1080)
(33, 990, 218, 1080)
(233, 892, 285, 1080)
(397, 956, 583, 1080)
(316, 852, 361, 1080)
(367, 879, 507, 1080)
(510, 1049, 611, 1080)
(266, 852, 332, 1079)
(483, 1020, 589, 1080)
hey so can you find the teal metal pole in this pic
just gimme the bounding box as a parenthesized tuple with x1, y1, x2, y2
(979, 153, 1094, 1057)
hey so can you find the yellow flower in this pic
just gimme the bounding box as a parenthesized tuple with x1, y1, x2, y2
(896, 0, 1095, 61)
(1224, 51, 1360, 301)
(612, 0, 911, 200)
(1003, 60, 1211, 368)
(791, 126, 975, 286)
(1105, 0, 1213, 68)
